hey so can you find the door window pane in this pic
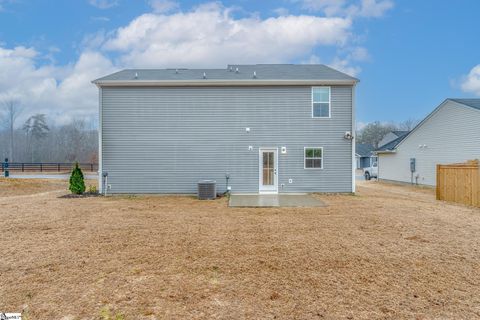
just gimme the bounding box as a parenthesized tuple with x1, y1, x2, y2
(262, 152, 274, 185)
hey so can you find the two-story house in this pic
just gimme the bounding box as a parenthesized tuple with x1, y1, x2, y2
(93, 64, 358, 194)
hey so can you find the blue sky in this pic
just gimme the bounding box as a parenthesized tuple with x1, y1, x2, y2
(0, 0, 479, 126)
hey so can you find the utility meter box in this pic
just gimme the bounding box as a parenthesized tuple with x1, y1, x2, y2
(410, 158, 416, 173)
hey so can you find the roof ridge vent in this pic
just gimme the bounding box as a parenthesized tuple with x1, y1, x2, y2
(134, 72, 138, 79)
(235, 67, 239, 73)
(228, 66, 233, 72)
(175, 69, 178, 74)
(253, 71, 257, 79)
(203, 72, 207, 79)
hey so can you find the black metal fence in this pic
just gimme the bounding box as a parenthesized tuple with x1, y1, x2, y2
(1, 163, 98, 173)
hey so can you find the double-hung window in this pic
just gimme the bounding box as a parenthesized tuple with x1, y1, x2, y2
(312, 87, 331, 118)
(304, 147, 323, 169)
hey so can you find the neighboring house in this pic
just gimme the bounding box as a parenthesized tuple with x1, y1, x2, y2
(378, 130, 409, 148)
(376, 99, 480, 186)
(93, 64, 358, 194)
(355, 143, 377, 169)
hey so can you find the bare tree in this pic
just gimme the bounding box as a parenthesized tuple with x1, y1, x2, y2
(357, 121, 397, 148)
(397, 118, 419, 131)
(0, 99, 22, 161)
(23, 114, 50, 162)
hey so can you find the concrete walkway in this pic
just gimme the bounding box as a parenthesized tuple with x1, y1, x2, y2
(229, 194, 326, 208)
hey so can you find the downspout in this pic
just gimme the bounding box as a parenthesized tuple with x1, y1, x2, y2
(351, 84, 356, 193)
(224, 173, 231, 196)
(103, 172, 108, 196)
(98, 86, 103, 194)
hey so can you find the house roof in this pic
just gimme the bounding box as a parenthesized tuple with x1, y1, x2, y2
(92, 64, 359, 86)
(356, 143, 375, 157)
(391, 130, 409, 137)
(376, 133, 410, 153)
(449, 99, 480, 111)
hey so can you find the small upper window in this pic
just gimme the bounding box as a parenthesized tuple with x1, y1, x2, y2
(312, 87, 330, 118)
(305, 147, 323, 169)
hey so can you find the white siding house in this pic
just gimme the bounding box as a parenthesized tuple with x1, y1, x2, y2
(376, 99, 480, 186)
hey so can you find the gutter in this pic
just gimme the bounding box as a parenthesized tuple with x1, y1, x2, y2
(375, 150, 397, 155)
(92, 79, 359, 87)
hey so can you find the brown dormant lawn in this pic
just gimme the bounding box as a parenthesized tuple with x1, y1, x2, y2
(1, 178, 479, 319)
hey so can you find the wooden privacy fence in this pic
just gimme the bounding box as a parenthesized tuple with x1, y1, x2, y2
(1, 162, 98, 173)
(436, 160, 480, 207)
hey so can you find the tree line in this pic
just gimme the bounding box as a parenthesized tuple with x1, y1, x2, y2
(0, 99, 97, 163)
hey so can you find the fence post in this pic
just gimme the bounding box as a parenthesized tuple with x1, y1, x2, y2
(477, 163, 480, 207)
(40, 163, 42, 172)
(436, 164, 440, 200)
(22, 163, 24, 172)
(58, 163, 60, 172)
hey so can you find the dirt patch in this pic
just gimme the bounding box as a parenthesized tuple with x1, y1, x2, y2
(59, 192, 102, 198)
(0, 178, 67, 196)
(0, 180, 479, 319)
(0, 178, 97, 197)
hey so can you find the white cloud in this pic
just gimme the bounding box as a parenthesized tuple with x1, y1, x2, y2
(273, 7, 290, 16)
(148, 0, 179, 13)
(330, 56, 361, 76)
(103, 2, 352, 68)
(301, 54, 359, 77)
(356, 0, 394, 17)
(0, 46, 114, 125)
(303, 46, 368, 77)
(298, 0, 347, 15)
(88, 0, 118, 9)
(460, 65, 480, 96)
(296, 0, 394, 18)
(54, 51, 115, 123)
(91, 16, 111, 22)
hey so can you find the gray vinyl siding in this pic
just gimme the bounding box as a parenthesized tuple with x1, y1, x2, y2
(101, 86, 353, 194)
(378, 101, 480, 186)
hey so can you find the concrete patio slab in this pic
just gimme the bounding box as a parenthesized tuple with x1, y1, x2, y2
(229, 194, 326, 208)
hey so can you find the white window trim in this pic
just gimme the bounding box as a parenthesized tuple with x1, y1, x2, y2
(311, 86, 331, 118)
(304, 147, 324, 170)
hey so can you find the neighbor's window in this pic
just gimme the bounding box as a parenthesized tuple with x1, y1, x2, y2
(312, 87, 330, 118)
(305, 147, 323, 169)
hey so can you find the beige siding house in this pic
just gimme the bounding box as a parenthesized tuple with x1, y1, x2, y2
(376, 99, 480, 186)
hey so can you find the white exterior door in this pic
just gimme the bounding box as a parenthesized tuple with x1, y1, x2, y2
(259, 148, 278, 193)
